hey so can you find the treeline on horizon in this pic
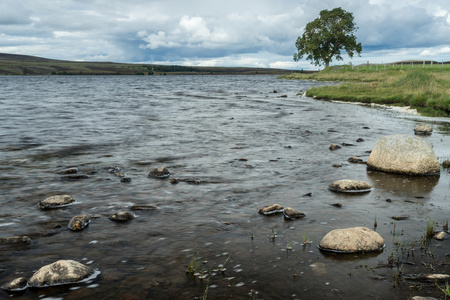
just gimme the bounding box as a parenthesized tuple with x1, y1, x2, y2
(0, 53, 296, 76)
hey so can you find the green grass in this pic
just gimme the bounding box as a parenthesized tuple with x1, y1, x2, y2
(280, 64, 450, 117)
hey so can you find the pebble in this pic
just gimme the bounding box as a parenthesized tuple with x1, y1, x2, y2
(258, 204, 284, 215)
(109, 211, 135, 222)
(37, 195, 75, 209)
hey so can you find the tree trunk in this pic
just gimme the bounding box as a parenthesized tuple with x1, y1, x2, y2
(325, 61, 330, 68)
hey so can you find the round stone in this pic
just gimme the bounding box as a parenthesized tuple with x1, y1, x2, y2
(328, 180, 372, 193)
(283, 207, 305, 220)
(318, 227, 385, 253)
(37, 195, 75, 209)
(28, 260, 96, 288)
(109, 211, 134, 222)
(367, 135, 440, 175)
(414, 124, 432, 135)
(68, 215, 90, 231)
(1, 277, 28, 291)
(148, 167, 171, 178)
(258, 204, 284, 215)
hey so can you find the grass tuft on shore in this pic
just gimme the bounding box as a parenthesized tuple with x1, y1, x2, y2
(280, 64, 450, 117)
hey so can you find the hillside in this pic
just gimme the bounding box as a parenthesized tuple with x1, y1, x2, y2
(0, 53, 296, 76)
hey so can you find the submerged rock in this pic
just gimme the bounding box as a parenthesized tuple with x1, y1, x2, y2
(366, 135, 440, 176)
(318, 227, 384, 253)
(148, 167, 171, 178)
(109, 211, 134, 222)
(328, 180, 372, 193)
(258, 204, 284, 215)
(28, 260, 96, 288)
(414, 124, 433, 135)
(57, 167, 78, 174)
(130, 205, 157, 211)
(37, 195, 75, 209)
(348, 157, 364, 164)
(1, 277, 28, 291)
(68, 215, 90, 231)
(329, 144, 341, 150)
(283, 207, 305, 220)
(0, 236, 32, 245)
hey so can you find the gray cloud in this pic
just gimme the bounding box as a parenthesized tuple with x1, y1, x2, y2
(0, 0, 449, 69)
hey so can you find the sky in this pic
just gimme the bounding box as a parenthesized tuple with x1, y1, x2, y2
(1, 0, 450, 70)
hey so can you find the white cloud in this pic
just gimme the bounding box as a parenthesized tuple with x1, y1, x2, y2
(0, 0, 449, 68)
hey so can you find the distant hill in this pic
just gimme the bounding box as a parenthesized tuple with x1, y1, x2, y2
(0, 53, 300, 76)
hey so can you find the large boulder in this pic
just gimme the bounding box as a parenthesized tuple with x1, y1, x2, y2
(366, 135, 440, 176)
(318, 227, 384, 253)
(28, 260, 95, 287)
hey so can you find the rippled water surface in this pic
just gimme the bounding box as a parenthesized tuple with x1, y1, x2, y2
(0, 75, 449, 299)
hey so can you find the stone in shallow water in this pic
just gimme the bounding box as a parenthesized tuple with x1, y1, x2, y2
(283, 207, 305, 220)
(434, 231, 448, 241)
(68, 215, 90, 231)
(130, 205, 157, 211)
(414, 124, 432, 135)
(28, 260, 95, 288)
(318, 227, 384, 253)
(148, 167, 171, 178)
(329, 144, 341, 150)
(0, 236, 32, 245)
(1, 277, 28, 291)
(109, 211, 134, 222)
(328, 180, 372, 193)
(37, 195, 75, 209)
(258, 204, 284, 215)
(367, 134, 440, 175)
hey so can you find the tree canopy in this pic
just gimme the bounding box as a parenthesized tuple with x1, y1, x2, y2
(293, 7, 362, 68)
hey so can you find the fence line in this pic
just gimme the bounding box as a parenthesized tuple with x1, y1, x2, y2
(341, 60, 450, 71)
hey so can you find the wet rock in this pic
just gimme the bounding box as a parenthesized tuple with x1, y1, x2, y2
(356, 138, 365, 142)
(68, 215, 90, 231)
(434, 231, 448, 241)
(0, 236, 32, 245)
(366, 135, 440, 176)
(1, 277, 28, 291)
(120, 177, 132, 183)
(329, 144, 341, 150)
(318, 227, 385, 253)
(328, 180, 372, 193)
(348, 157, 364, 164)
(403, 273, 450, 282)
(414, 124, 432, 135)
(28, 260, 96, 288)
(332, 164, 342, 168)
(283, 207, 305, 220)
(302, 193, 312, 197)
(442, 160, 450, 168)
(148, 166, 170, 178)
(170, 178, 179, 184)
(57, 167, 78, 174)
(62, 174, 90, 180)
(258, 204, 284, 215)
(341, 143, 355, 146)
(331, 203, 342, 208)
(391, 216, 409, 221)
(130, 205, 157, 211)
(109, 211, 134, 222)
(37, 195, 75, 209)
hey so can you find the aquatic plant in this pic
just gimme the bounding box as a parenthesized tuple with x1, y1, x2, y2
(436, 281, 450, 298)
(219, 254, 231, 273)
(186, 246, 200, 274)
(426, 218, 436, 239)
(202, 279, 210, 300)
(286, 236, 292, 251)
(443, 220, 449, 232)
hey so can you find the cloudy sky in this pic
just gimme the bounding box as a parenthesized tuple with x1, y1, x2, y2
(1, 0, 450, 69)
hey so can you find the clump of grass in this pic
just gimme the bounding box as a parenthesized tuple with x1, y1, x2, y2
(286, 236, 292, 251)
(443, 160, 450, 168)
(219, 253, 231, 273)
(426, 218, 436, 239)
(186, 246, 200, 274)
(444, 220, 449, 232)
(436, 281, 450, 298)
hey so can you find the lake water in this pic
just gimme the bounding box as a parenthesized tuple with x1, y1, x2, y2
(0, 75, 449, 299)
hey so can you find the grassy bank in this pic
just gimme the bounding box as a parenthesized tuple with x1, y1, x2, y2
(280, 64, 450, 117)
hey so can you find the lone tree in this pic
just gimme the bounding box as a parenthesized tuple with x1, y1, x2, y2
(293, 7, 362, 68)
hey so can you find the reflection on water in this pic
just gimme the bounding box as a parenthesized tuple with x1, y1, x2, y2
(0, 75, 449, 299)
(367, 170, 440, 196)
